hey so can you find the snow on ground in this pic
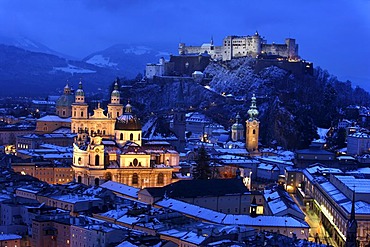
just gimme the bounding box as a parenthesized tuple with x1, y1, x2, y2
(122, 46, 152, 55)
(53, 65, 96, 74)
(85, 55, 118, 68)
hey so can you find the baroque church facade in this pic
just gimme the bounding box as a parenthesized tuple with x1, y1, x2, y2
(71, 81, 179, 188)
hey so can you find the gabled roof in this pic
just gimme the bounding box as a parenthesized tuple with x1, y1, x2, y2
(144, 179, 249, 199)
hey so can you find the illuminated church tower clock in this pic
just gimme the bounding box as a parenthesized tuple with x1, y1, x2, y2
(246, 94, 259, 152)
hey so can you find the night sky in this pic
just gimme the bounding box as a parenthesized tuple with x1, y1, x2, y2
(0, 0, 369, 89)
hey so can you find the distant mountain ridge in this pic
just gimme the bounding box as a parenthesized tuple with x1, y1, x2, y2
(83, 44, 175, 78)
(0, 38, 175, 96)
(0, 36, 75, 59)
(0, 44, 125, 96)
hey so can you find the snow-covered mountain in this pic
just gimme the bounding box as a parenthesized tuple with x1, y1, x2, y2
(0, 35, 74, 59)
(0, 44, 124, 96)
(83, 44, 175, 78)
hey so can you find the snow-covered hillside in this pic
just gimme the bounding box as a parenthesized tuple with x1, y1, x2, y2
(204, 58, 289, 97)
(83, 44, 174, 78)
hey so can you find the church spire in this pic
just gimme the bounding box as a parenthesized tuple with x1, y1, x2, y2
(247, 94, 259, 120)
(346, 187, 358, 247)
(75, 80, 85, 103)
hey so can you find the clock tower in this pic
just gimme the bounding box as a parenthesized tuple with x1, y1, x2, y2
(246, 94, 259, 152)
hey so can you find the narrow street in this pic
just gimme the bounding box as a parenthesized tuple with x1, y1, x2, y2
(291, 194, 338, 247)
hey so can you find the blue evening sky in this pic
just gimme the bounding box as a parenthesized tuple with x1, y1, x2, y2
(0, 0, 369, 89)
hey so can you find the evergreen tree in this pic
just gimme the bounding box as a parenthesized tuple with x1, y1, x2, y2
(193, 145, 212, 179)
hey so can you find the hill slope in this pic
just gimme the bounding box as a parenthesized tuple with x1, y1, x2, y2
(0, 45, 125, 96)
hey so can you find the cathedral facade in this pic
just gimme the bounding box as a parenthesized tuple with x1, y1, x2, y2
(71, 81, 179, 188)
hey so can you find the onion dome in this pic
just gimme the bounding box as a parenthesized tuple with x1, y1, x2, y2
(75, 81, 85, 96)
(111, 82, 120, 98)
(247, 94, 259, 119)
(115, 103, 141, 130)
(232, 113, 244, 130)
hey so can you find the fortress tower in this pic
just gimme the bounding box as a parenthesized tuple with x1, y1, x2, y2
(245, 94, 259, 152)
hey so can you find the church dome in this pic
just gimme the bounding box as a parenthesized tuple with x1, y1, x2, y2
(56, 83, 74, 107)
(115, 103, 141, 130)
(232, 113, 243, 130)
(111, 82, 120, 98)
(56, 94, 74, 107)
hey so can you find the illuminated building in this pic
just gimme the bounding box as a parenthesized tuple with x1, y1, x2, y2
(72, 82, 179, 188)
(245, 94, 259, 152)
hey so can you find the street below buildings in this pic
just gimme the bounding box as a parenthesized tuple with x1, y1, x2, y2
(291, 194, 338, 247)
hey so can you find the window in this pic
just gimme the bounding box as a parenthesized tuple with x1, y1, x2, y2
(157, 173, 164, 185)
(95, 155, 99, 166)
(133, 158, 138, 166)
(130, 133, 133, 141)
(138, 134, 140, 141)
(132, 173, 138, 184)
(81, 111, 84, 117)
(120, 133, 123, 140)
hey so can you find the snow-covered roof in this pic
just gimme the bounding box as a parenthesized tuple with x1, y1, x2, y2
(348, 132, 370, 139)
(155, 198, 309, 228)
(100, 181, 139, 199)
(0, 234, 22, 241)
(305, 165, 342, 175)
(341, 200, 370, 215)
(50, 194, 101, 204)
(37, 115, 71, 123)
(258, 163, 279, 171)
(333, 175, 370, 194)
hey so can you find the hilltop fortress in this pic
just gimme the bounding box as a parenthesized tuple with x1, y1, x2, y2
(178, 31, 299, 61)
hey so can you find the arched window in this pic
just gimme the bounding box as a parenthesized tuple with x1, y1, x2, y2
(81, 111, 84, 117)
(157, 173, 164, 185)
(77, 176, 82, 183)
(253, 129, 255, 135)
(95, 154, 100, 166)
(133, 158, 138, 166)
(130, 133, 133, 141)
(132, 173, 138, 185)
(94, 178, 99, 186)
(138, 134, 141, 141)
(120, 133, 123, 140)
(78, 157, 82, 164)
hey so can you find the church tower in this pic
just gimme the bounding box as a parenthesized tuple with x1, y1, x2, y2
(172, 81, 186, 152)
(71, 81, 89, 133)
(346, 192, 358, 247)
(245, 94, 259, 152)
(56, 83, 74, 118)
(107, 81, 123, 119)
(231, 113, 244, 142)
